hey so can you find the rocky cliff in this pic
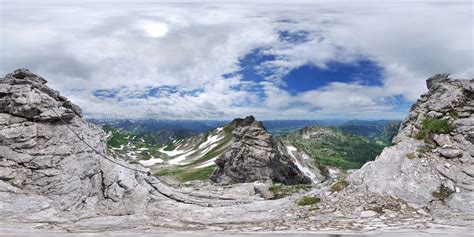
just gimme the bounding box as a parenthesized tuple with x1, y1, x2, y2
(350, 74, 474, 213)
(210, 116, 312, 185)
(0, 69, 155, 217)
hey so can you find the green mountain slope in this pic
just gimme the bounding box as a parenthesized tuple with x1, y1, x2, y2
(338, 120, 401, 145)
(103, 125, 165, 161)
(281, 126, 387, 170)
(145, 118, 244, 181)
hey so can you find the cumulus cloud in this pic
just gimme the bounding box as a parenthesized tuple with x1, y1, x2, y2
(0, 1, 472, 119)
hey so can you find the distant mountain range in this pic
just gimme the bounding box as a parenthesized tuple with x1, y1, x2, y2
(338, 120, 401, 145)
(262, 119, 347, 137)
(91, 118, 400, 146)
(89, 118, 225, 133)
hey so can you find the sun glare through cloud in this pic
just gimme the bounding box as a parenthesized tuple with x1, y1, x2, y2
(140, 20, 169, 38)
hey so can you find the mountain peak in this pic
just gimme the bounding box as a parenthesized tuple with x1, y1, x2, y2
(238, 115, 269, 132)
(5, 68, 48, 85)
(210, 116, 312, 185)
(241, 115, 255, 125)
(426, 73, 450, 90)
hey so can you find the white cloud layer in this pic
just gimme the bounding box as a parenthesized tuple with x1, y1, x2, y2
(0, 2, 472, 120)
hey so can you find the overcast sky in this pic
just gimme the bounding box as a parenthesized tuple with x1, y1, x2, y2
(0, 1, 472, 120)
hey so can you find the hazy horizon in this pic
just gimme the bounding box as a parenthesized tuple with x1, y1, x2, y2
(86, 115, 402, 121)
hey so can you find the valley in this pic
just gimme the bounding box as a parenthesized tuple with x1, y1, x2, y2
(101, 117, 399, 183)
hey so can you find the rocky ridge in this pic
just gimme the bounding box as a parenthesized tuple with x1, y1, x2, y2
(350, 74, 474, 212)
(210, 116, 313, 185)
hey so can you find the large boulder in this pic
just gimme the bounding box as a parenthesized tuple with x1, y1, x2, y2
(350, 74, 474, 212)
(210, 116, 311, 185)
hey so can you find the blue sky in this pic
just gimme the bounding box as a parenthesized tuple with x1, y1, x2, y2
(0, 1, 472, 120)
(232, 45, 386, 99)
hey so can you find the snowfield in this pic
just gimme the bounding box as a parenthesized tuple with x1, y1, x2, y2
(139, 157, 164, 166)
(195, 157, 218, 168)
(286, 145, 319, 184)
(162, 128, 226, 166)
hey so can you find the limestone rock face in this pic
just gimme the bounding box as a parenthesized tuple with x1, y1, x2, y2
(350, 74, 474, 213)
(0, 69, 83, 121)
(210, 116, 311, 185)
(0, 69, 154, 216)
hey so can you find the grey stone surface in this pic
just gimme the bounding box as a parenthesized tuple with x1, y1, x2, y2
(438, 148, 462, 158)
(447, 192, 474, 213)
(433, 134, 455, 147)
(360, 210, 378, 218)
(350, 139, 442, 205)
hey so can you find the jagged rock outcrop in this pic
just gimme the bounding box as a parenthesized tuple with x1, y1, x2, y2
(0, 69, 83, 121)
(0, 69, 155, 216)
(350, 74, 474, 213)
(210, 116, 312, 185)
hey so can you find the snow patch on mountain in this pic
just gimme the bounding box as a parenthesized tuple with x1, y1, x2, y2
(286, 145, 320, 184)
